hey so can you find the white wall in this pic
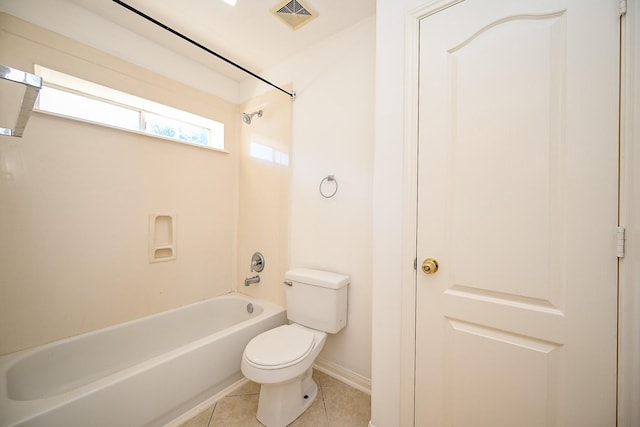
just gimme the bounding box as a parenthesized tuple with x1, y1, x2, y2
(241, 16, 375, 386)
(371, 0, 416, 423)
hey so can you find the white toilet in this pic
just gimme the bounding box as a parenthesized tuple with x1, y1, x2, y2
(241, 268, 349, 427)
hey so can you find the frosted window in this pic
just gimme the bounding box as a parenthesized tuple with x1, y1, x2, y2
(38, 86, 140, 131)
(34, 65, 225, 150)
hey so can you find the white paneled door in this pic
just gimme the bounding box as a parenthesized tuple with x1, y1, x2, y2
(415, 0, 620, 426)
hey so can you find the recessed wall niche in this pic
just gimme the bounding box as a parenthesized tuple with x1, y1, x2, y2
(149, 213, 176, 263)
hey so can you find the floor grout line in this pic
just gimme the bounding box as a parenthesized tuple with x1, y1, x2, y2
(205, 402, 215, 427)
(178, 369, 370, 427)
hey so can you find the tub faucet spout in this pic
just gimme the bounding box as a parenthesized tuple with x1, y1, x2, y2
(245, 275, 260, 286)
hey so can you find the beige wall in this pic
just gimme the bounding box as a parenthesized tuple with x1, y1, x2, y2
(0, 0, 242, 103)
(0, 6, 376, 395)
(236, 89, 291, 306)
(240, 17, 375, 386)
(0, 14, 239, 355)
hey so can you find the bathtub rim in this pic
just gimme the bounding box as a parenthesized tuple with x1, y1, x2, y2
(0, 292, 285, 427)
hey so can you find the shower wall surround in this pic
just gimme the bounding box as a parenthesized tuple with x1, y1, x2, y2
(237, 89, 291, 307)
(0, 13, 239, 355)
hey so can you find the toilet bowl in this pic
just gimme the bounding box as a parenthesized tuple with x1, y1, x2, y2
(241, 324, 327, 427)
(241, 268, 349, 427)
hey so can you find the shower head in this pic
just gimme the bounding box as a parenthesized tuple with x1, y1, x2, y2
(242, 110, 263, 125)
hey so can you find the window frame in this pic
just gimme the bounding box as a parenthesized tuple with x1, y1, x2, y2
(33, 65, 226, 152)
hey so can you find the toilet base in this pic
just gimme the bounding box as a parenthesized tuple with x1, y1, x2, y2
(256, 368, 317, 427)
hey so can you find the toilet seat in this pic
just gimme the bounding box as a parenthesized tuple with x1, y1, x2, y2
(244, 325, 315, 369)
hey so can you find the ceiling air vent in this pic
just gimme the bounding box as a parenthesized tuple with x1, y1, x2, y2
(271, 0, 317, 30)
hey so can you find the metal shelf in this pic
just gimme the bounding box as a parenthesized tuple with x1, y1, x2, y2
(1, 65, 42, 138)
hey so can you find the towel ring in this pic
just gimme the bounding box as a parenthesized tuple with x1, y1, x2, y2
(319, 175, 338, 198)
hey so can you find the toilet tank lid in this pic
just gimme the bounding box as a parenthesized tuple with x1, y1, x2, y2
(285, 268, 350, 289)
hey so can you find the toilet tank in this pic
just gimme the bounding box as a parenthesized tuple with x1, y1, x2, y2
(284, 268, 349, 334)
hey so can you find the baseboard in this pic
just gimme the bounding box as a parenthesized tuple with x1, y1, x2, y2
(313, 356, 371, 395)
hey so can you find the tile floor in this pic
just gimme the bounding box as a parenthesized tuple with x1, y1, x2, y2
(177, 370, 371, 427)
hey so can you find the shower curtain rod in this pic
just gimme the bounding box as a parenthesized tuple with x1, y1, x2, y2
(112, 0, 296, 100)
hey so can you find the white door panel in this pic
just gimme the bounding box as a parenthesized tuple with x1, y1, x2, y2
(415, 0, 619, 425)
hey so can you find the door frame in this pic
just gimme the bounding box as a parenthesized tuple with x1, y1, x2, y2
(617, 1, 640, 426)
(398, 1, 640, 425)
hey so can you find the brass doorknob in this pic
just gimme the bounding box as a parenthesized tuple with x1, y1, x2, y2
(422, 258, 439, 274)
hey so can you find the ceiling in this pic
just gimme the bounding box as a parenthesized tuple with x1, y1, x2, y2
(69, 0, 376, 83)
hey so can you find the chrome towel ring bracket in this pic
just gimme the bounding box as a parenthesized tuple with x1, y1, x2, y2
(319, 175, 338, 198)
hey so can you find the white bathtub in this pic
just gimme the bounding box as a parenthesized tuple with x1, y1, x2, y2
(0, 293, 286, 427)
